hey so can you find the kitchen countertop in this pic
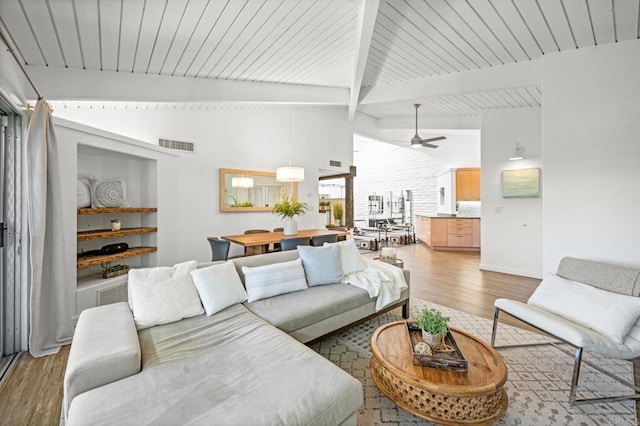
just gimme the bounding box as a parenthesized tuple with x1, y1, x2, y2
(415, 214, 481, 219)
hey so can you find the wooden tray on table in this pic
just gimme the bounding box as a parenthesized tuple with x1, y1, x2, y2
(406, 323, 468, 372)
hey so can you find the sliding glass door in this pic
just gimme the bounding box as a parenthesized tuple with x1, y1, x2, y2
(0, 97, 25, 360)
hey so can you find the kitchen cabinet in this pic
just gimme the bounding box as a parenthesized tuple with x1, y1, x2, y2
(416, 215, 480, 251)
(455, 168, 481, 202)
(472, 219, 481, 248)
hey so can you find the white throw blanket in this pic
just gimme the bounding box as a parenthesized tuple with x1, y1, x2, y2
(342, 259, 408, 311)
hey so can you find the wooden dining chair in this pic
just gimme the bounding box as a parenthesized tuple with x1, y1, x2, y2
(206, 237, 230, 261)
(311, 234, 338, 246)
(280, 236, 311, 251)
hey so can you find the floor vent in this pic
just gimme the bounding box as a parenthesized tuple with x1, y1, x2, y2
(159, 138, 195, 153)
(97, 283, 128, 306)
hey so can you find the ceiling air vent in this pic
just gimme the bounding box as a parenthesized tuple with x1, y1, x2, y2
(159, 138, 195, 153)
(329, 160, 341, 167)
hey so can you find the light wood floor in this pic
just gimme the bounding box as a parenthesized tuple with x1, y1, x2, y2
(0, 244, 540, 425)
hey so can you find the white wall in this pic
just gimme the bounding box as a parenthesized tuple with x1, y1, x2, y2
(542, 39, 640, 272)
(54, 106, 354, 261)
(480, 108, 542, 278)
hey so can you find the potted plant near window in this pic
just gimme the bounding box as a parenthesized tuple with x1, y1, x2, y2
(332, 202, 344, 226)
(273, 190, 308, 235)
(415, 307, 450, 348)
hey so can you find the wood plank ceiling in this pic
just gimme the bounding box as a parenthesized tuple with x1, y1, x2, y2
(1, 0, 639, 121)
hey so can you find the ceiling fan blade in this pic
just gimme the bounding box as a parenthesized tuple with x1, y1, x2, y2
(422, 143, 439, 148)
(420, 136, 446, 143)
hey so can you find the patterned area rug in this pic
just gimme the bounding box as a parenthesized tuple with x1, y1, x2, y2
(310, 298, 638, 425)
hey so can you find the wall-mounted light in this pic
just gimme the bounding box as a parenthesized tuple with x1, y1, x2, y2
(509, 143, 525, 161)
(231, 176, 254, 188)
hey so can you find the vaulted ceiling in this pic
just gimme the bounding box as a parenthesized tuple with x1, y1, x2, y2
(1, 0, 638, 125)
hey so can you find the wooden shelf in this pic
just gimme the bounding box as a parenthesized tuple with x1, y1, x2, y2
(77, 227, 157, 241)
(77, 207, 157, 215)
(77, 246, 157, 268)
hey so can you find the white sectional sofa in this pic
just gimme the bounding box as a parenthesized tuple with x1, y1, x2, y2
(64, 247, 410, 425)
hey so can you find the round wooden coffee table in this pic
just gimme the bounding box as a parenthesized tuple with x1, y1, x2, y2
(370, 321, 508, 425)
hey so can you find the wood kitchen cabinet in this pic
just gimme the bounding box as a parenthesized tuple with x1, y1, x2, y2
(455, 168, 481, 202)
(416, 215, 480, 251)
(472, 218, 481, 248)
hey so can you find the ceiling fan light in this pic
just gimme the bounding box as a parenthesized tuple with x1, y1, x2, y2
(276, 166, 305, 182)
(411, 140, 422, 148)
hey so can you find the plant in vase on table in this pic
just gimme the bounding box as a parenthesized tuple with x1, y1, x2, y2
(272, 190, 308, 235)
(415, 307, 450, 348)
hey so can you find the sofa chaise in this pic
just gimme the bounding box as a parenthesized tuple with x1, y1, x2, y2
(64, 244, 410, 425)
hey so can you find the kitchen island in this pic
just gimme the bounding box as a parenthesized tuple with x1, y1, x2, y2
(415, 214, 480, 251)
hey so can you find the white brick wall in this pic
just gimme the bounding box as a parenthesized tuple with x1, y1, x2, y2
(353, 140, 447, 225)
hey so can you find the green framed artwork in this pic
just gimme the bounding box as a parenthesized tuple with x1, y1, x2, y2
(502, 168, 540, 198)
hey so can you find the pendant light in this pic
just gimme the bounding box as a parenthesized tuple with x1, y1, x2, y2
(276, 107, 305, 183)
(231, 176, 254, 188)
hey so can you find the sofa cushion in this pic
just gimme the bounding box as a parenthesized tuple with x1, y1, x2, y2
(496, 298, 640, 359)
(327, 239, 366, 275)
(297, 244, 343, 286)
(242, 258, 308, 302)
(67, 304, 363, 426)
(528, 273, 640, 344)
(64, 303, 140, 417)
(128, 260, 204, 330)
(245, 283, 372, 333)
(557, 256, 640, 296)
(190, 261, 248, 316)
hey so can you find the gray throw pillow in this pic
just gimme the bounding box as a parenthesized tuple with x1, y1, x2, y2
(297, 244, 343, 286)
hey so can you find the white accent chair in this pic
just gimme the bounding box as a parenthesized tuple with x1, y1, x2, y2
(491, 257, 640, 405)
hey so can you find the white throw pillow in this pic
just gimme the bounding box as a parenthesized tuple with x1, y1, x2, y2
(325, 239, 366, 275)
(297, 244, 343, 286)
(128, 260, 204, 330)
(190, 261, 248, 316)
(528, 273, 640, 344)
(242, 259, 308, 303)
(90, 177, 127, 208)
(76, 179, 91, 208)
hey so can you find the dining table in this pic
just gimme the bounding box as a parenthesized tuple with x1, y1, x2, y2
(221, 229, 348, 256)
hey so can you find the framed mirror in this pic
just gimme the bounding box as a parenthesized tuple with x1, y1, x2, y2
(219, 168, 298, 212)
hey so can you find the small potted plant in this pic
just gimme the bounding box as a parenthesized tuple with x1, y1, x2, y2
(415, 307, 450, 347)
(273, 190, 308, 235)
(332, 202, 344, 226)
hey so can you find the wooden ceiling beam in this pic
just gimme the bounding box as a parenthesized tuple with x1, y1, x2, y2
(24, 66, 349, 105)
(348, 0, 380, 121)
(359, 59, 541, 105)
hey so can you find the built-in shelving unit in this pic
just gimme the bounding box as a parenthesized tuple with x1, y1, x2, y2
(77, 246, 158, 268)
(77, 227, 158, 241)
(76, 207, 158, 269)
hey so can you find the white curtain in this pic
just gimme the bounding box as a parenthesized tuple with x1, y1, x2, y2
(27, 99, 73, 357)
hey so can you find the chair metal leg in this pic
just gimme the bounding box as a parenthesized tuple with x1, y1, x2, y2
(569, 347, 583, 404)
(491, 307, 500, 347)
(493, 307, 640, 405)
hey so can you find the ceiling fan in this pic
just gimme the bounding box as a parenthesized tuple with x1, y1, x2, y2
(398, 104, 446, 148)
